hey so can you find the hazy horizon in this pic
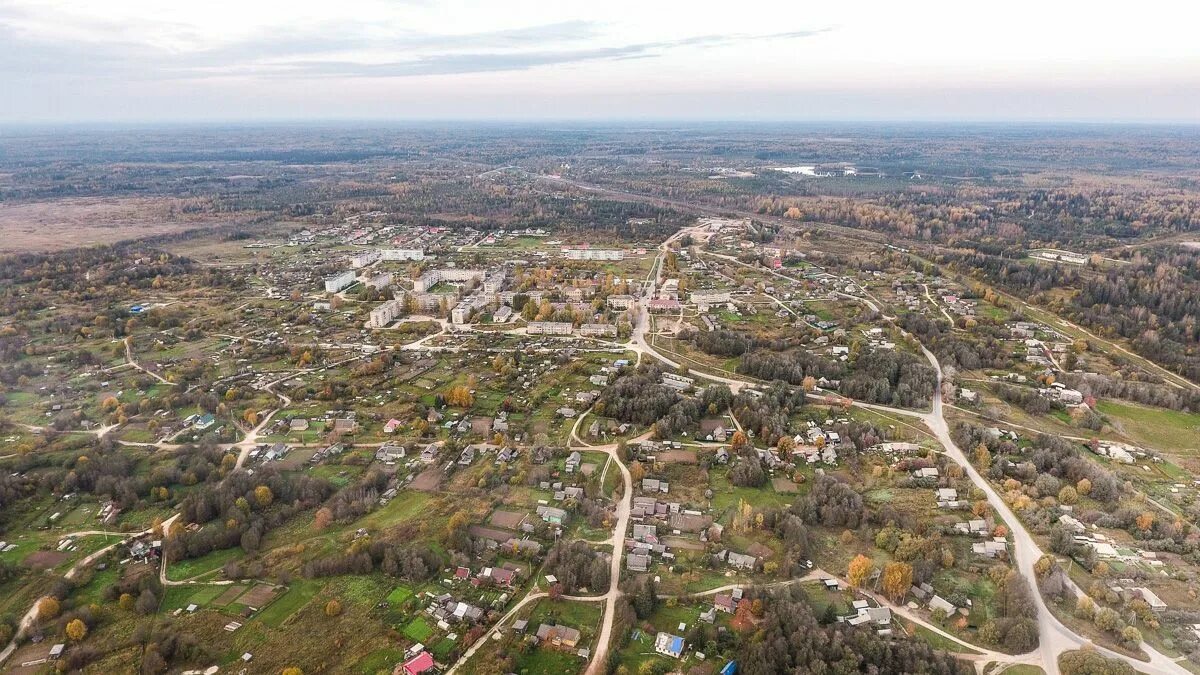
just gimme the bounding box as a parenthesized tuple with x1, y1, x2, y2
(3, 0, 1198, 124)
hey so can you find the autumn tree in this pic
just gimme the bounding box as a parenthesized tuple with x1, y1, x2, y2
(881, 562, 913, 603)
(313, 507, 333, 530)
(847, 554, 874, 589)
(445, 385, 474, 408)
(730, 430, 749, 450)
(254, 485, 274, 507)
(325, 600, 342, 617)
(66, 618, 88, 641)
(973, 443, 991, 469)
(1135, 512, 1155, 531)
(629, 461, 646, 484)
(36, 597, 60, 619)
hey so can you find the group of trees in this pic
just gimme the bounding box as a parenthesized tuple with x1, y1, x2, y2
(595, 364, 680, 426)
(736, 586, 970, 675)
(731, 382, 807, 446)
(738, 347, 935, 409)
(795, 475, 865, 530)
(168, 468, 333, 562)
(543, 541, 609, 594)
(302, 540, 442, 581)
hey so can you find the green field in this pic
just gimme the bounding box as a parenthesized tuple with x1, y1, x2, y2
(258, 579, 321, 627)
(403, 616, 435, 643)
(1097, 400, 1200, 457)
(166, 546, 244, 581)
(906, 621, 983, 655)
(386, 585, 414, 604)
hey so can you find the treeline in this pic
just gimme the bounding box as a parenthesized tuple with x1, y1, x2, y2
(738, 348, 935, 409)
(899, 313, 1014, 371)
(1061, 371, 1200, 413)
(737, 350, 844, 385)
(652, 384, 734, 440)
(679, 327, 792, 356)
(302, 541, 442, 581)
(941, 247, 1200, 384)
(954, 424, 1123, 505)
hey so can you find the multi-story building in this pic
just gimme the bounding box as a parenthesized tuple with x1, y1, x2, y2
(564, 248, 623, 261)
(483, 271, 507, 295)
(365, 272, 392, 290)
(324, 270, 357, 293)
(368, 299, 405, 328)
(689, 290, 731, 305)
(607, 295, 636, 310)
(413, 269, 485, 293)
(527, 321, 573, 336)
(350, 250, 381, 268)
(379, 249, 424, 261)
(579, 323, 617, 337)
(451, 305, 470, 325)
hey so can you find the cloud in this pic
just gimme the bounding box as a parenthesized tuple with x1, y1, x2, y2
(0, 13, 831, 81)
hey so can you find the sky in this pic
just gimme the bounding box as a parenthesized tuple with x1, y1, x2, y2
(1, 0, 1199, 123)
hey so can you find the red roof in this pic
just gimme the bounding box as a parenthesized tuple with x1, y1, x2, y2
(404, 651, 435, 675)
(454, 566, 470, 579)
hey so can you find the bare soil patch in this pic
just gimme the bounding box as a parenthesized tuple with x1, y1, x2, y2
(409, 468, 443, 492)
(0, 196, 234, 253)
(213, 584, 248, 607)
(238, 584, 279, 608)
(488, 510, 528, 529)
(659, 449, 698, 464)
(22, 550, 68, 569)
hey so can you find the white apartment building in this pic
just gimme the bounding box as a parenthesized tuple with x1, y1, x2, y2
(365, 272, 392, 290)
(527, 321, 573, 336)
(579, 323, 617, 337)
(689, 290, 731, 305)
(350, 250, 381, 268)
(324, 270, 357, 293)
(413, 269, 485, 293)
(369, 299, 405, 328)
(379, 249, 424, 261)
(564, 248, 623, 261)
(607, 295, 636, 310)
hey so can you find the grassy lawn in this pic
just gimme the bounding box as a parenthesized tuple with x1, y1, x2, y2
(513, 647, 585, 675)
(525, 598, 602, 636)
(167, 546, 243, 581)
(386, 585, 414, 604)
(257, 579, 321, 627)
(402, 616, 435, 643)
(355, 647, 406, 674)
(1096, 400, 1200, 457)
(905, 621, 983, 655)
(359, 491, 433, 529)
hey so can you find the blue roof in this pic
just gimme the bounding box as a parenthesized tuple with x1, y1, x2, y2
(721, 662, 737, 675)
